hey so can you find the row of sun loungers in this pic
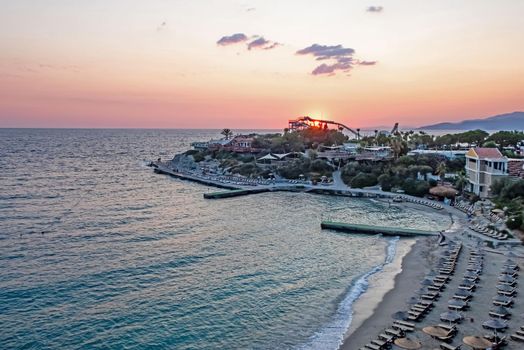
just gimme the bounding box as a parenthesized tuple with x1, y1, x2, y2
(468, 224, 508, 240)
(406, 197, 444, 210)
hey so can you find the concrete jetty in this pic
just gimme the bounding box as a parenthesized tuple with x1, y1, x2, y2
(204, 188, 270, 199)
(321, 221, 439, 237)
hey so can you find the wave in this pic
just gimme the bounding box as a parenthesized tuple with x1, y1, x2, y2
(296, 236, 399, 350)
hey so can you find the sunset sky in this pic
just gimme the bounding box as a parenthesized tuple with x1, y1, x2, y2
(1, 0, 523, 129)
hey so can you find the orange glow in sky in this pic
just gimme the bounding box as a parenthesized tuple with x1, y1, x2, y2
(0, 1, 523, 129)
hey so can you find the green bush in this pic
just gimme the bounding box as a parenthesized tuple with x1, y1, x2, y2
(350, 172, 378, 188)
(378, 174, 393, 191)
(402, 179, 429, 197)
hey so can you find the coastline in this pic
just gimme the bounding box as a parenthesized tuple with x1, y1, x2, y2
(339, 237, 432, 349)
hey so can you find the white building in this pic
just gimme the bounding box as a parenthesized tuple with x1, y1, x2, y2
(465, 147, 508, 198)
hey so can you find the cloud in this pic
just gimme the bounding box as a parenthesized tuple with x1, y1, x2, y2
(247, 37, 280, 50)
(367, 6, 383, 12)
(217, 33, 280, 51)
(246, 7, 256, 12)
(217, 33, 248, 46)
(296, 43, 375, 76)
(358, 60, 377, 65)
(296, 44, 355, 60)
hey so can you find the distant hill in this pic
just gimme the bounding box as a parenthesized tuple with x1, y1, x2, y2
(420, 111, 524, 131)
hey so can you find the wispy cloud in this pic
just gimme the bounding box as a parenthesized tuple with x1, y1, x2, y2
(217, 33, 280, 50)
(217, 33, 248, 46)
(367, 6, 383, 13)
(247, 37, 280, 50)
(296, 44, 376, 76)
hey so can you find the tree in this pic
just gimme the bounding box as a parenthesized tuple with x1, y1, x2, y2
(482, 140, 497, 148)
(454, 172, 468, 194)
(221, 128, 233, 140)
(487, 131, 524, 148)
(436, 161, 447, 183)
(350, 172, 378, 188)
(378, 174, 393, 191)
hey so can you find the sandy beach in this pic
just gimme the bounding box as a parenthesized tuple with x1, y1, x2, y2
(339, 208, 524, 350)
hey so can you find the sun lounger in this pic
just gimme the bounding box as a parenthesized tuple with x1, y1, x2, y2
(510, 334, 524, 342)
(392, 324, 414, 332)
(378, 333, 394, 343)
(438, 324, 457, 332)
(489, 311, 510, 319)
(440, 343, 461, 350)
(493, 300, 512, 307)
(385, 328, 403, 337)
(364, 343, 381, 350)
(395, 320, 416, 328)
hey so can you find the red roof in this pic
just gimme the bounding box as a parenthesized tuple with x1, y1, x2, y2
(473, 147, 503, 158)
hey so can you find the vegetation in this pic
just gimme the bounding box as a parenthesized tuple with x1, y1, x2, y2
(340, 153, 466, 196)
(491, 177, 524, 232)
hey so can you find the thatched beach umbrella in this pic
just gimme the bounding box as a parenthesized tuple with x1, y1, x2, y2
(430, 185, 458, 198)
(462, 336, 492, 350)
(460, 279, 475, 287)
(500, 267, 517, 274)
(423, 326, 449, 338)
(394, 337, 422, 349)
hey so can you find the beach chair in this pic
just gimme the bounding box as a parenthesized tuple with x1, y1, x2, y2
(392, 323, 414, 333)
(510, 333, 524, 342)
(440, 343, 461, 350)
(395, 320, 416, 328)
(385, 328, 403, 337)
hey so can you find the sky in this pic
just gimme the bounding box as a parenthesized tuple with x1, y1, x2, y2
(0, 0, 523, 129)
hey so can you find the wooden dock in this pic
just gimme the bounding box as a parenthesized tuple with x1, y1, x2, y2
(320, 221, 438, 237)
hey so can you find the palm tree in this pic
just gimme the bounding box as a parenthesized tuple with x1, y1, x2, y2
(221, 128, 233, 140)
(389, 138, 404, 159)
(455, 172, 468, 194)
(437, 161, 447, 184)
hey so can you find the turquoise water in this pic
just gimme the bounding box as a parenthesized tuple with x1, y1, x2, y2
(0, 129, 449, 349)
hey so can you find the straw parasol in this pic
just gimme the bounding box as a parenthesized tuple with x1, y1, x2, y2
(394, 337, 422, 349)
(463, 336, 492, 349)
(423, 326, 449, 338)
(460, 279, 475, 287)
(430, 185, 458, 198)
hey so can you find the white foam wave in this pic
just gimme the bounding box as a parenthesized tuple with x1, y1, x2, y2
(296, 236, 399, 350)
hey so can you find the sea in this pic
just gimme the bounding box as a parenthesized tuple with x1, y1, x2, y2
(0, 129, 450, 350)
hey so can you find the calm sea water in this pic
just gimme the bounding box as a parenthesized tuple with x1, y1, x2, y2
(0, 129, 449, 350)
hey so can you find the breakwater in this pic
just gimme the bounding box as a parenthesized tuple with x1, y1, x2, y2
(321, 221, 439, 237)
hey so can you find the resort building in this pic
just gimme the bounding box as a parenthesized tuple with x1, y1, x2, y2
(407, 149, 467, 159)
(227, 135, 255, 153)
(465, 147, 508, 198)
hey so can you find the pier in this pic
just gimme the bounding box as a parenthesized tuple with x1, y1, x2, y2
(204, 188, 270, 199)
(320, 221, 439, 237)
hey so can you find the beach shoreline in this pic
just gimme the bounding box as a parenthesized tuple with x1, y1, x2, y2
(339, 237, 434, 349)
